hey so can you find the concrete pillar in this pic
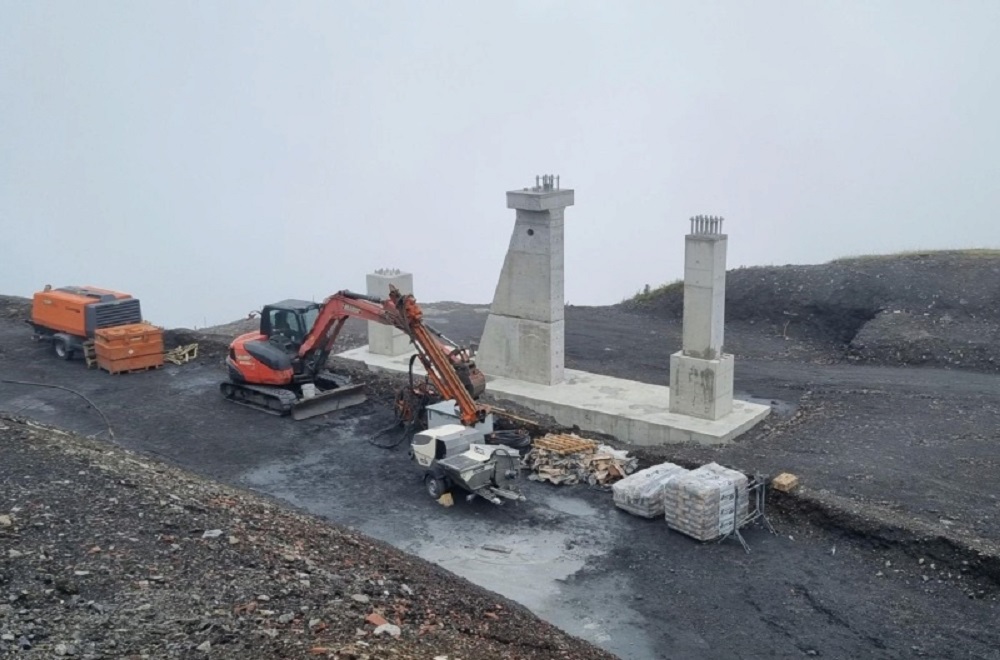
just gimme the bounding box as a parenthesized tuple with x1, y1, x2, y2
(669, 215, 734, 420)
(476, 175, 573, 385)
(366, 268, 413, 356)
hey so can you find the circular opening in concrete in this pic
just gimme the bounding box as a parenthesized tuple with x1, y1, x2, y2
(527, 228, 534, 236)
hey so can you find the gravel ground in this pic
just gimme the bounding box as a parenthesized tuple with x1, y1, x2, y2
(3, 362, 999, 659)
(2, 250, 999, 659)
(0, 415, 612, 659)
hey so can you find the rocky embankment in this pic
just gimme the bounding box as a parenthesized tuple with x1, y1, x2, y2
(624, 250, 1000, 372)
(0, 415, 612, 659)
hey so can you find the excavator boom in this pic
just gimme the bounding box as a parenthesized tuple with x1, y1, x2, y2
(392, 291, 481, 426)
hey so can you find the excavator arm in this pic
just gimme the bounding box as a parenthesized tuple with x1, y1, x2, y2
(390, 289, 482, 427)
(296, 291, 404, 377)
(294, 288, 485, 427)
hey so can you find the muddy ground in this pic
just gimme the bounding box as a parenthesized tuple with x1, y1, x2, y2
(2, 251, 1000, 659)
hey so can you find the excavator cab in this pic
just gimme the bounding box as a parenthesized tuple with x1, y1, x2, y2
(221, 297, 367, 420)
(259, 300, 319, 349)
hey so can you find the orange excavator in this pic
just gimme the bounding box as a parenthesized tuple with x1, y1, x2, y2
(223, 285, 531, 504)
(220, 286, 487, 425)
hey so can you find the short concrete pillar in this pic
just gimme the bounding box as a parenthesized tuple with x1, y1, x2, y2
(669, 215, 734, 420)
(477, 175, 573, 385)
(366, 268, 413, 356)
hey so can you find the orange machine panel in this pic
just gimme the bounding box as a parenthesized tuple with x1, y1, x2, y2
(31, 285, 134, 338)
(95, 323, 164, 362)
(32, 290, 94, 337)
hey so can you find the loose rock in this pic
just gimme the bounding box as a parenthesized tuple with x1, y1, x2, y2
(771, 473, 800, 493)
(373, 623, 401, 638)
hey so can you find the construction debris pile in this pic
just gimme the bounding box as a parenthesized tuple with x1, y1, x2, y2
(524, 433, 638, 486)
(163, 342, 199, 365)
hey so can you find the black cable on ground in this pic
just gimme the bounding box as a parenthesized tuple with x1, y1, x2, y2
(487, 429, 531, 449)
(0, 378, 115, 440)
(368, 387, 422, 449)
(368, 419, 414, 449)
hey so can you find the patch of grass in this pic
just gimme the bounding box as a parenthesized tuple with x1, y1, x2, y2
(623, 279, 683, 305)
(829, 248, 1000, 264)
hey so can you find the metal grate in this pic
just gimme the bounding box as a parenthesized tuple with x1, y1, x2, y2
(93, 298, 142, 328)
(439, 454, 482, 472)
(715, 472, 777, 553)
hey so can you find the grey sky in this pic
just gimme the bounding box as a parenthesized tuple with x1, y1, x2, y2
(2, 1, 998, 328)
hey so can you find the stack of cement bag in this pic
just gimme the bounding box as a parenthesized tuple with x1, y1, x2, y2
(662, 462, 750, 541)
(612, 462, 689, 518)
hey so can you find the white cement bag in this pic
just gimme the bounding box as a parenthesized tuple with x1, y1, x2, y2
(612, 462, 689, 518)
(663, 462, 749, 541)
(697, 462, 749, 531)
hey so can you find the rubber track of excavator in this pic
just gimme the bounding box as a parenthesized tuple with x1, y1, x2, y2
(219, 382, 299, 416)
(219, 381, 367, 420)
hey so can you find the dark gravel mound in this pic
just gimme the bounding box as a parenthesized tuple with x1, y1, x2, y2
(623, 250, 1000, 372)
(162, 328, 232, 360)
(0, 415, 612, 659)
(0, 295, 31, 321)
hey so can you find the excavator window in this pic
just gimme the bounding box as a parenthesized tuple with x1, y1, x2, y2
(269, 309, 304, 344)
(301, 307, 320, 335)
(273, 311, 291, 333)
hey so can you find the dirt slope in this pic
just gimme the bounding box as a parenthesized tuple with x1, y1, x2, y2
(0, 415, 612, 659)
(623, 250, 1000, 372)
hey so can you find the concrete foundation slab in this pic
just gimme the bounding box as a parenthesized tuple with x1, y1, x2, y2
(335, 346, 770, 446)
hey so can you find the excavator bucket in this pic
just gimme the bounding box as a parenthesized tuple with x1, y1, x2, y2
(290, 383, 367, 420)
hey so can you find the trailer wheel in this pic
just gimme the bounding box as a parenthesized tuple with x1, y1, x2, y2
(424, 473, 448, 500)
(53, 335, 72, 360)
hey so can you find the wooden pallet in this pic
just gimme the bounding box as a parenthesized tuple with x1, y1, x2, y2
(83, 341, 98, 369)
(99, 363, 163, 376)
(164, 343, 199, 365)
(532, 433, 598, 455)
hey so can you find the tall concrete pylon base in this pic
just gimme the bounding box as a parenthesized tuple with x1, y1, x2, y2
(476, 175, 574, 385)
(366, 268, 413, 357)
(669, 215, 735, 420)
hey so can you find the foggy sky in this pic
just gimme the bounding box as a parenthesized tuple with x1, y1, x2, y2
(2, 1, 998, 329)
